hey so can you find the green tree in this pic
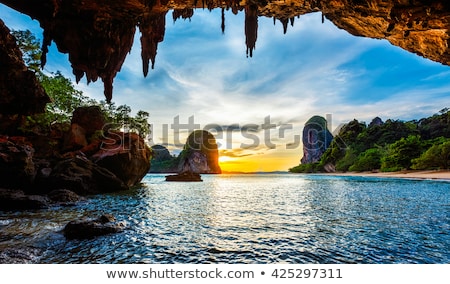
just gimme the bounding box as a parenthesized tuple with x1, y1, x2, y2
(335, 148, 358, 171)
(11, 30, 41, 72)
(412, 139, 450, 170)
(349, 148, 383, 172)
(381, 135, 424, 171)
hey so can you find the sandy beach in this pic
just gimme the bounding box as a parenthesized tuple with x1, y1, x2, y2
(324, 170, 450, 181)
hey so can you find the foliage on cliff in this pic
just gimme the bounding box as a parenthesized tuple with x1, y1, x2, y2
(290, 109, 450, 173)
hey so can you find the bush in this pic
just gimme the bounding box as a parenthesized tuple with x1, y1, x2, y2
(289, 163, 322, 173)
(335, 148, 357, 172)
(412, 139, 450, 170)
(349, 148, 382, 171)
(381, 135, 423, 171)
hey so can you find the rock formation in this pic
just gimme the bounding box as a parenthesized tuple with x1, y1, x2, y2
(2, 1, 450, 101)
(91, 132, 152, 187)
(0, 19, 49, 134)
(149, 144, 179, 173)
(178, 130, 221, 174)
(369, 116, 384, 128)
(0, 136, 36, 189)
(63, 214, 126, 240)
(0, 106, 152, 196)
(301, 115, 333, 164)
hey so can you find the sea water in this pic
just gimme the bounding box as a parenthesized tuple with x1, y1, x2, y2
(0, 174, 448, 263)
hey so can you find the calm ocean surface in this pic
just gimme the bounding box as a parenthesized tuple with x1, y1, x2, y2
(0, 174, 449, 263)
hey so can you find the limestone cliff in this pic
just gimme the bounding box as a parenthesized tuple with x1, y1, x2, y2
(178, 130, 221, 174)
(1, 1, 450, 101)
(301, 116, 333, 164)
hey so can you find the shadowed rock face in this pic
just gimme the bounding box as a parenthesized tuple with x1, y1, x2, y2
(0, 19, 49, 133)
(179, 130, 221, 174)
(1, 0, 450, 101)
(301, 116, 333, 164)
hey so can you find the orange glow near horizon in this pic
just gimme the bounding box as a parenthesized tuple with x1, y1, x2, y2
(218, 150, 300, 173)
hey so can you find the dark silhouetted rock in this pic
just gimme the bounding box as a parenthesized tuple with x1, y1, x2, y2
(178, 130, 221, 174)
(0, 136, 36, 189)
(0, 189, 49, 211)
(47, 189, 85, 206)
(91, 132, 152, 187)
(71, 106, 107, 136)
(165, 172, 203, 182)
(150, 145, 179, 173)
(151, 144, 172, 161)
(0, 19, 49, 135)
(369, 117, 384, 128)
(301, 116, 333, 164)
(63, 214, 126, 240)
(49, 155, 128, 195)
(63, 123, 88, 152)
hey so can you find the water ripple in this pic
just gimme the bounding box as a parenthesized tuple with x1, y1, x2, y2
(1, 174, 449, 263)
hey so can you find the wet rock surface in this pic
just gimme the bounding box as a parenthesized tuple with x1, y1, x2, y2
(0, 137, 36, 189)
(63, 214, 126, 240)
(48, 155, 128, 195)
(0, 189, 49, 211)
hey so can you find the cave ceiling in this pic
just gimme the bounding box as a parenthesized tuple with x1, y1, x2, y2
(1, 0, 450, 102)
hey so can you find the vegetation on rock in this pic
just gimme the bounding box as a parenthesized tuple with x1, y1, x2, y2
(290, 109, 450, 173)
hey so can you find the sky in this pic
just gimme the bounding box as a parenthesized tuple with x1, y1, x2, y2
(2, 5, 450, 172)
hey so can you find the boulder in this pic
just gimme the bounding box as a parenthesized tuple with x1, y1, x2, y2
(0, 136, 36, 189)
(62, 123, 88, 152)
(301, 116, 333, 164)
(49, 155, 128, 195)
(63, 214, 126, 240)
(91, 132, 152, 187)
(47, 189, 85, 206)
(71, 106, 106, 136)
(0, 189, 49, 211)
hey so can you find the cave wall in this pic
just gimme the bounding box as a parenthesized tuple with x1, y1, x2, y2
(0, 19, 49, 134)
(1, 0, 450, 102)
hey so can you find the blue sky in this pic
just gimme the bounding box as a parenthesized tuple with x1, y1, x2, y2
(2, 5, 450, 171)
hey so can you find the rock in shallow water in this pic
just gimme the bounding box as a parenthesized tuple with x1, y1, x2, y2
(0, 188, 49, 211)
(63, 214, 126, 240)
(47, 189, 86, 206)
(49, 155, 128, 195)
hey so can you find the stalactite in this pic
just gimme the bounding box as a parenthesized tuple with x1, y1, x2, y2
(140, 11, 167, 77)
(221, 8, 225, 34)
(2, 0, 450, 102)
(245, 4, 258, 58)
(172, 8, 194, 22)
